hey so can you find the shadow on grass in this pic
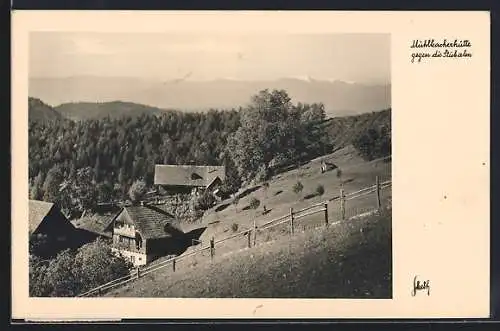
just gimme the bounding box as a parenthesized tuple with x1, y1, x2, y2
(146, 226, 208, 264)
(262, 208, 272, 216)
(215, 203, 230, 212)
(235, 185, 262, 200)
(304, 193, 318, 200)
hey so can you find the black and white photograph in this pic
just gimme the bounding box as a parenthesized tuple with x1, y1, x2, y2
(27, 31, 392, 298)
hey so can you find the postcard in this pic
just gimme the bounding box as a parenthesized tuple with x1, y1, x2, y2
(11, 10, 490, 320)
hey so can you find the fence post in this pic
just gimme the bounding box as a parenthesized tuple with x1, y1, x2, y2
(376, 176, 381, 209)
(324, 202, 329, 226)
(290, 207, 295, 235)
(172, 258, 176, 272)
(340, 186, 345, 220)
(253, 220, 257, 246)
(136, 267, 140, 279)
(210, 237, 215, 261)
(247, 230, 251, 248)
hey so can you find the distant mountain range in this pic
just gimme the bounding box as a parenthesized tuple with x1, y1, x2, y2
(29, 76, 391, 118)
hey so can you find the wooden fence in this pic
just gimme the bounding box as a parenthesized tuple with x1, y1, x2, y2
(77, 177, 391, 297)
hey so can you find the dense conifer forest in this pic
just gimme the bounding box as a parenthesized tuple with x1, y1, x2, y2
(29, 89, 390, 218)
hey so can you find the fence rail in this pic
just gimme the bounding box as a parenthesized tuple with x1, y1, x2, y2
(77, 176, 391, 297)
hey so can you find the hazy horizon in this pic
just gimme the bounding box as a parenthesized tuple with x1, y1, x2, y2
(30, 32, 391, 85)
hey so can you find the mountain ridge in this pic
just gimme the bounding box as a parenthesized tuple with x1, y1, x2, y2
(29, 76, 391, 117)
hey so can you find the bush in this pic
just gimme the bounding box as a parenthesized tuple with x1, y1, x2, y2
(232, 196, 240, 213)
(336, 168, 342, 178)
(195, 191, 216, 211)
(128, 179, 147, 204)
(29, 238, 131, 297)
(316, 184, 325, 196)
(73, 238, 133, 293)
(255, 165, 270, 183)
(231, 223, 239, 232)
(293, 181, 304, 195)
(352, 125, 391, 161)
(249, 197, 260, 210)
(29, 233, 49, 257)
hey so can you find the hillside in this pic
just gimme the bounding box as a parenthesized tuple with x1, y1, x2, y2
(28, 97, 63, 122)
(29, 76, 391, 117)
(324, 109, 391, 151)
(187, 145, 391, 249)
(106, 145, 392, 298)
(107, 208, 392, 298)
(54, 101, 170, 121)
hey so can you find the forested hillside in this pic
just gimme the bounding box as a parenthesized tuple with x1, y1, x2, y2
(325, 109, 391, 160)
(28, 97, 63, 122)
(54, 101, 171, 121)
(28, 89, 390, 218)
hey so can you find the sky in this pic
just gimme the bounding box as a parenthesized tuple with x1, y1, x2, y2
(29, 32, 390, 84)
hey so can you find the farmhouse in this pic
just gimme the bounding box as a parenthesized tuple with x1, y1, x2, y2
(71, 202, 122, 245)
(109, 203, 186, 266)
(154, 165, 226, 196)
(29, 200, 78, 257)
(71, 213, 114, 245)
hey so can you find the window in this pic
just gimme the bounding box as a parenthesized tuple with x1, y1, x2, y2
(131, 255, 135, 263)
(118, 236, 123, 243)
(135, 233, 143, 250)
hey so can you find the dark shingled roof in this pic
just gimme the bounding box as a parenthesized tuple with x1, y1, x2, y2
(29, 200, 55, 235)
(122, 205, 184, 240)
(71, 214, 114, 238)
(154, 165, 225, 187)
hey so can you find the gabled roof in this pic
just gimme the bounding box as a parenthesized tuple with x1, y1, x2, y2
(29, 200, 56, 235)
(71, 213, 114, 238)
(154, 165, 225, 187)
(119, 205, 184, 240)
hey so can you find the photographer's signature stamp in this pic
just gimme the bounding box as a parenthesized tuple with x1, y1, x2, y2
(411, 275, 430, 296)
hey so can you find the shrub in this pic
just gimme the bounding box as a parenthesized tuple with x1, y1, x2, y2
(232, 196, 240, 213)
(336, 168, 342, 178)
(249, 197, 260, 210)
(29, 238, 131, 297)
(293, 181, 304, 195)
(195, 191, 216, 211)
(232, 196, 240, 206)
(128, 179, 147, 204)
(316, 184, 325, 196)
(29, 233, 49, 257)
(73, 238, 133, 293)
(255, 165, 270, 183)
(231, 223, 239, 232)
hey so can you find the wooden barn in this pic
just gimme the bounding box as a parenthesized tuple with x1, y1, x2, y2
(153, 164, 226, 197)
(109, 203, 186, 266)
(71, 213, 114, 246)
(29, 200, 78, 257)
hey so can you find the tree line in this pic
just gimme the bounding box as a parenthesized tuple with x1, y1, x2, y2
(29, 89, 335, 218)
(28, 89, 391, 297)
